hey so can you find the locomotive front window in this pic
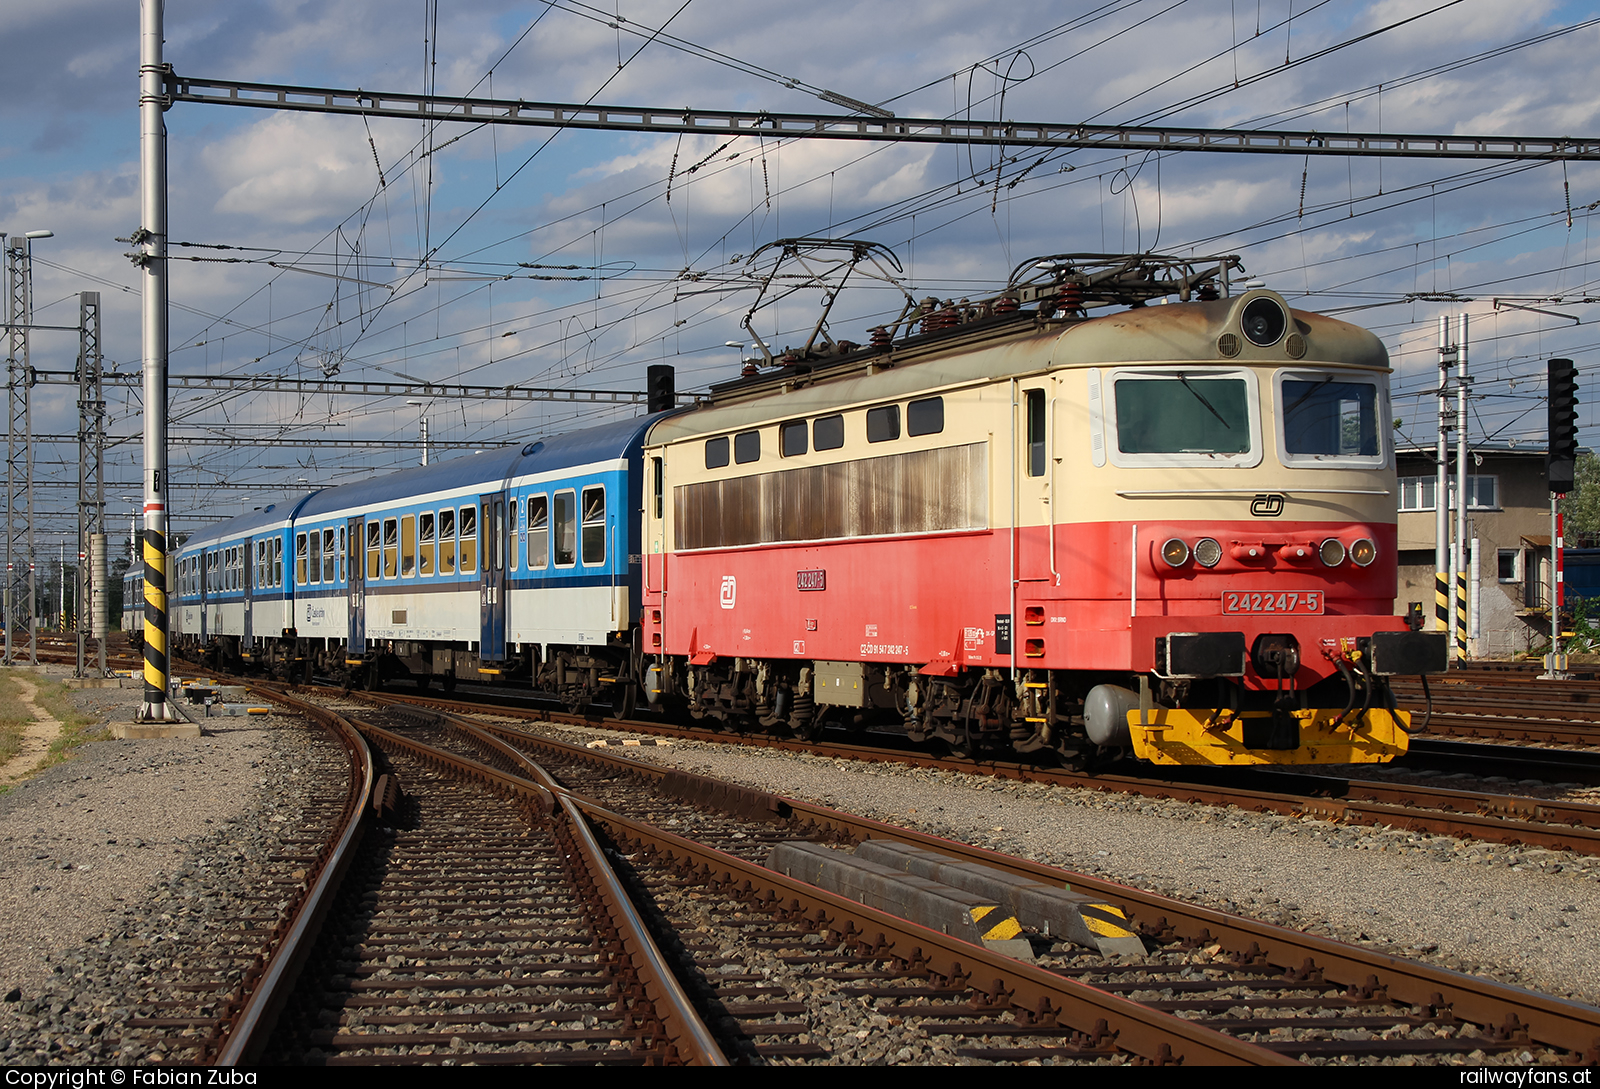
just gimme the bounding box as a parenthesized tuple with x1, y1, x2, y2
(554, 490, 576, 566)
(1113, 376, 1250, 455)
(529, 495, 549, 568)
(581, 486, 606, 565)
(1279, 376, 1382, 464)
(458, 505, 477, 573)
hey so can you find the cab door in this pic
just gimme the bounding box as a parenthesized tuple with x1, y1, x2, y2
(479, 493, 507, 657)
(347, 518, 366, 654)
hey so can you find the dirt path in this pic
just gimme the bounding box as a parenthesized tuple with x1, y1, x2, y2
(2, 674, 61, 780)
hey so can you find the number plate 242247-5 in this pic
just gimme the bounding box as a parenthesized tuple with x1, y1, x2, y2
(1221, 590, 1323, 614)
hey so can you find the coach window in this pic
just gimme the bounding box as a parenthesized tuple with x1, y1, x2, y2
(438, 509, 456, 574)
(334, 530, 342, 585)
(492, 500, 504, 572)
(254, 542, 265, 589)
(365, 522, 381, 580)
(296, 533, 308, 585)
(383, 518, 399, 578)
(582, 486, 606, 565)
(867, 405, 900, 443)
(401, 515, 416, 577)
(509, 500, 520, 572)
(734, 430, 760, 464)
(1026, 390, 1046, 477)
(907, 397, 944, 436)
(306, 536, 320, 585)
(323, 528, 337, 583)
(651, 459, 663, 519)
(780, 420, 807, 457)
(529, 495, 550, 568)
(419, 513, 435, 575)
(814, 414, 844, 451)
(554, 490, 576, 566)
(458, 505, 478, 573)
(275, 538, 284, 588)
(705, 436, 729, 469)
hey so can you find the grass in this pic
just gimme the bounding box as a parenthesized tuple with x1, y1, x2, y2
(0, 668, 107, 792)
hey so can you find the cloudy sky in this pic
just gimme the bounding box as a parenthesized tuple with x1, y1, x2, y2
(3, 0, 1600, 544)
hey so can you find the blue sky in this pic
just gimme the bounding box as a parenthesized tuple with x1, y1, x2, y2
(4, 0, 1600, 541)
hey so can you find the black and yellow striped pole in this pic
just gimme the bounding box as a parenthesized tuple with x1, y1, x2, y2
(1455, 569, 1469, 659)
(141, 528, 171, 717)
(1435, 571, 1450, 636)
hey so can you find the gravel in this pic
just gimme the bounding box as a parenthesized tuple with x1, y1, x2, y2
(0, 667, 314, 1062)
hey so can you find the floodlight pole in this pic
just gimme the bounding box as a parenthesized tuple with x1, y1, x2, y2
(137, 0, 175, 720)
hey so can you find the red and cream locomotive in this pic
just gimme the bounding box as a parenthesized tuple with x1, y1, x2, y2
(638, 245, 1446, 765)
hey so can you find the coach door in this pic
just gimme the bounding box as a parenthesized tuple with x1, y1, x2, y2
(242, 538, 254, 646)
(479, 493, 507, 658)
(348, 517, 367, 654)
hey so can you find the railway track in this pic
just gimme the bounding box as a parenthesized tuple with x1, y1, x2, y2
(290, 687, 1600, 1065)
(327, 684, 1600, 860)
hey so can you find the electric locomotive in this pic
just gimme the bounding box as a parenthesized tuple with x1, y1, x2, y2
(639, 247, 1447, 765)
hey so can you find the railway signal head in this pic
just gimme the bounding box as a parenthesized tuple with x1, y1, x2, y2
(1548, 358, 1579, 493)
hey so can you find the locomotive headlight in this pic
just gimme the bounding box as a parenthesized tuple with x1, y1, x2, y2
(1350, 538, 1377, 566)
(1193, 537, 1223, 568)
(1240, 297, 1287, 347)
(1161, 538, 1190, 566)
(1318, 538, 1347, 566)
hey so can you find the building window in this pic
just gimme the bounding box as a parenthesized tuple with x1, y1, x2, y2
(1498, 549, 1522, 582)
(1398, 474, 1499, 512)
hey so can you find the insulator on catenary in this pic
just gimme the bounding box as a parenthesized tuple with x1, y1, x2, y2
(869, 326, 892, 349)
(994, 295, 1020, 314)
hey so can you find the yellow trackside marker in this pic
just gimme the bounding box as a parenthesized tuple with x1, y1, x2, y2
(1081, 904, 1136, 938)
(970, 905, 1024, 941)
(1435, 572, 1449, 632)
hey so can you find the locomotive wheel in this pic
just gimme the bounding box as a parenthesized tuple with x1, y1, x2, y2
(440, 674, 458, 693)
(415, 674, 431, 692)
